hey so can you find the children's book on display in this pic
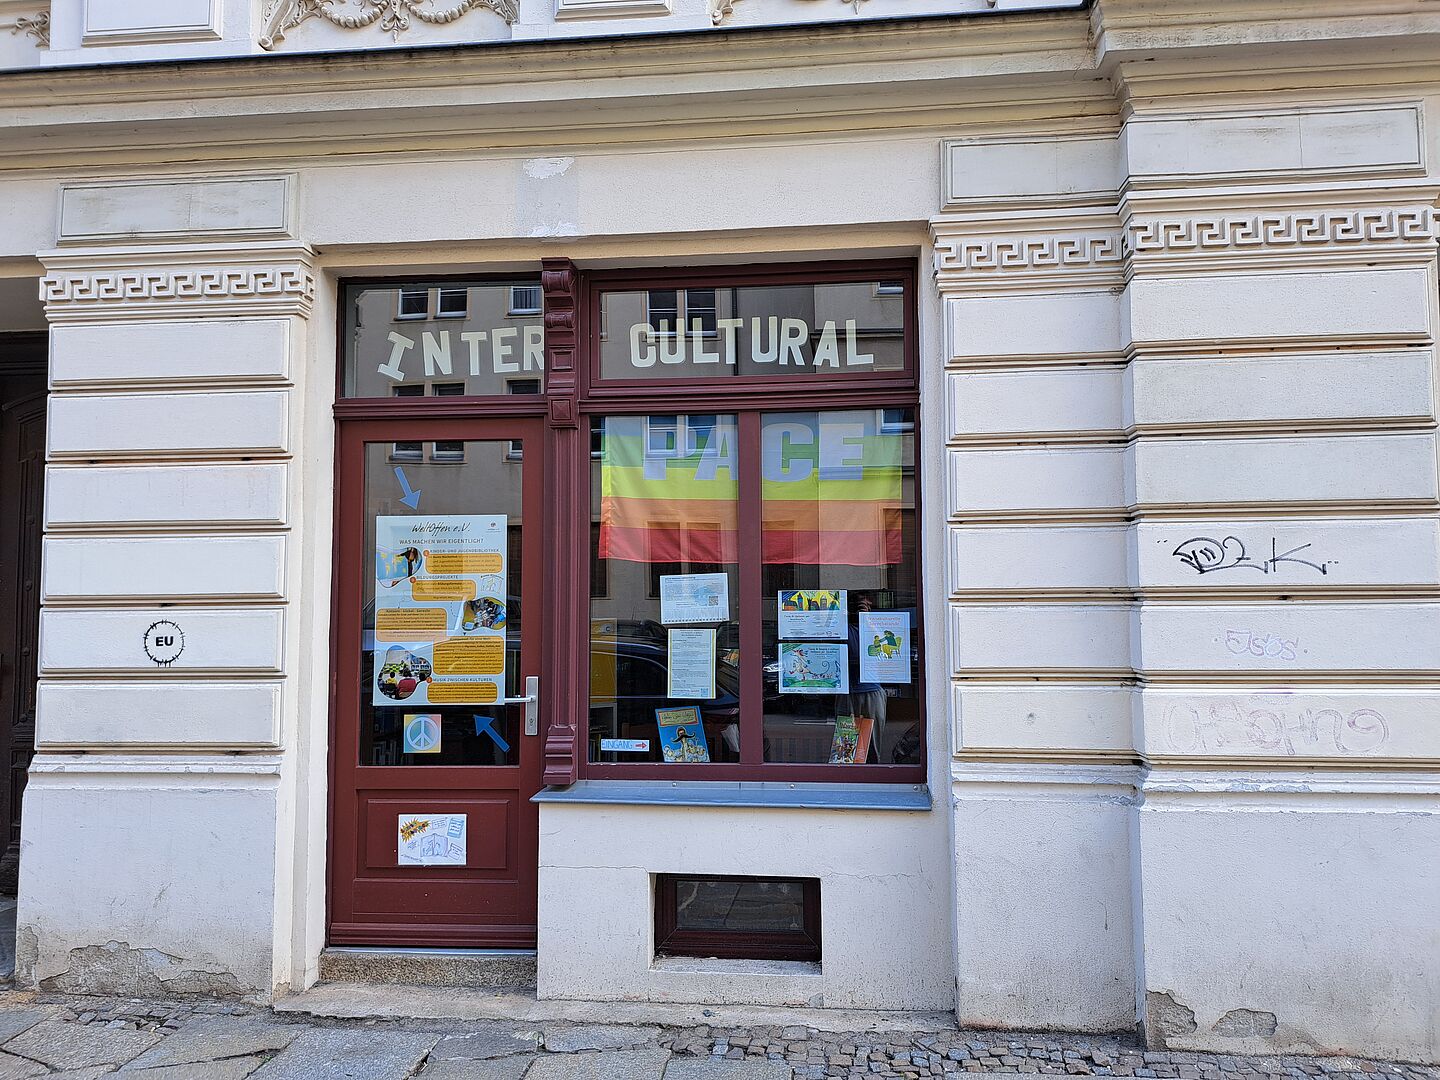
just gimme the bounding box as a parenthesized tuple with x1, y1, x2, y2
(656, 706, 711, 763)
(830, 714, 874, 764)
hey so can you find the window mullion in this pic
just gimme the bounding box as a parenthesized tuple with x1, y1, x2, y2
(737, 410, 764, 765)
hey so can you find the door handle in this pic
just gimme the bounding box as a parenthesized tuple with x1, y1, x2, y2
(501, 675, 539, 736)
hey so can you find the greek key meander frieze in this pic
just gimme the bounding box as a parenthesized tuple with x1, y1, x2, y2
(260, 0, 516, 49)
(934, 235, 1124, 273)
(41, 267, 316, 305)
(1126, 208, 1439, 254)
(935, 208, 1440, 273)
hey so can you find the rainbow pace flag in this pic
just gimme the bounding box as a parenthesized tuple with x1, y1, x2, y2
(598, 415, 740, 564)
(598, 413, 905, 566)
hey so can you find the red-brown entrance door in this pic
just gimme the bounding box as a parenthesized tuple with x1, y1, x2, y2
(330, 417, 545, 947)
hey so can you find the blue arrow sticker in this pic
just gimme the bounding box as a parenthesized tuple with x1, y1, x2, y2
(474, 714, 511, 753)
(393, 466, 422, 509)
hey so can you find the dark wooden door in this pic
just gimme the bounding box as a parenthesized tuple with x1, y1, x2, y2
(329, 417, 546, 947)
(0, 366, 45, 894)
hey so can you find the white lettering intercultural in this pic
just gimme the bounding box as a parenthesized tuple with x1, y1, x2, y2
(377, 327, 545, 382)
(628, 318, 874, 370)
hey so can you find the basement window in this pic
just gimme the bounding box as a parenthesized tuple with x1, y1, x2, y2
(655, 874, 820, 962)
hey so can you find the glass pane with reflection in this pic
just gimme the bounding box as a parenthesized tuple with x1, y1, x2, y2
(360, 439, 525, 766)
(345, 281, 545, 398)
(598, 281, 905, 381)
(760, 408, 921, 765)
(588, 414, 741, 764)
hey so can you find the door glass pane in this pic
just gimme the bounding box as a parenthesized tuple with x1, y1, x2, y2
(761, 409, 921, 765)
(598, 280, 905, 381)
(588, 414, 741, 764)
(344, 281, 545, 398)
(360, 440, 524, 766)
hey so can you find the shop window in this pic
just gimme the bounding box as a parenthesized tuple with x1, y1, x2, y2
(342, 280, 545, 399)
(436, 287, 469, 318)
(588, 408, 921, 772)
(601, 278, 907, 381)
(655, 875, 820, 962)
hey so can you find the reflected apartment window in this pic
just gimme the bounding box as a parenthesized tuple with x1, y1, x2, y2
(397, 287, 429, 319)
(390, 385, 424, 460)
(509, 285, 543, 316)
(431, 383, 466, 462)
(505, 379, 542, 461)
(436, 287, 469, 319)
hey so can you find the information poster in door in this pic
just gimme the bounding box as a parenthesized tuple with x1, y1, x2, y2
(373, 515, 508, 707)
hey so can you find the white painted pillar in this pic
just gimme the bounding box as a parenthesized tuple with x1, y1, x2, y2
(17, 176, 325, 998)
(934, 133, 1143, 1033)
(1119, 103, 1440, 1062)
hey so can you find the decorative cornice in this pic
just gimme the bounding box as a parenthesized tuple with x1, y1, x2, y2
(933, 205, 1440, 289)
(39, 245, 317, 322)
(260, 0, 517, 50)
(4, 10, 48, 46)
(935, 233, 1124, 273)
(42, 267, 314, 305)
(1125, 207, 1440, 257)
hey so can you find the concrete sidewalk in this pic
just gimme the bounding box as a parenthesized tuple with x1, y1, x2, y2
(0, 991, 1432, 1080)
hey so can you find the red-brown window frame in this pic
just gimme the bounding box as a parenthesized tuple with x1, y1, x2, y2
(654, 874, 822, 963)
(576, 258, 927, 783)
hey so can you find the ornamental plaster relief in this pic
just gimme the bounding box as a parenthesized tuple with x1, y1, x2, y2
(933, 207, 1440, 284)
(2, 10, 47, 45)
(259, 0, 517, 50)
(41, 267, 313, 307)
(933, 232, 1124, 276)
(39, 249, 316, 322)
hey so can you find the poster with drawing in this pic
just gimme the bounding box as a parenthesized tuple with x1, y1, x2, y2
(397, 813, 467, 867)
(779, 641, 849, 695)
(373, 515, 508, 707)
(858, 611, 911, 684)
(777, 589, 847, 640)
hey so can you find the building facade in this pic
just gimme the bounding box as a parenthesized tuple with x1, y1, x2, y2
(0, 0, 1437, 1065)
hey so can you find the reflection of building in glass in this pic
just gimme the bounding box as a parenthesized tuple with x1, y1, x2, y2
(600, 282, 906, 379)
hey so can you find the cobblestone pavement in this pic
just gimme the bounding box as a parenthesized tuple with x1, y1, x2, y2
(0, 993, 1432, 1080)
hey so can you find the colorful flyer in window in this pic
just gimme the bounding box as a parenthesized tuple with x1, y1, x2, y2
(397, 813, 467, 867)
(777, 589, 848, 640)
(829, 714, 875, 764)
(858, 611, 911, 684)
(779, 642, 849, 695)
(656, 706, 710, 763)
(667, 627, 717, 699)
(373, 514, 508, 707)
(659, 572, 729, 625)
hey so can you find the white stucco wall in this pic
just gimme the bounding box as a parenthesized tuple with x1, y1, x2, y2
(1, 0, 1438, 1064)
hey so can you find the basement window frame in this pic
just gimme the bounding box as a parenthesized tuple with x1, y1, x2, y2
(654, 873, 822, 962)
